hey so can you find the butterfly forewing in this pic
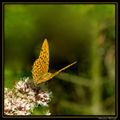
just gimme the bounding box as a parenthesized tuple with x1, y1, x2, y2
(49, 61, 77, 79)
(32, 39, 49, 84)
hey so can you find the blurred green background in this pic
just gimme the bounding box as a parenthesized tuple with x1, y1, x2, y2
(4, 4, 115, 115)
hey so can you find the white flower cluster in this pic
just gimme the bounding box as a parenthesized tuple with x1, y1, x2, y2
(4, 77, 52, 115)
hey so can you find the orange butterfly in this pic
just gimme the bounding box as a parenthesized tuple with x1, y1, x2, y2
(32, 38, 77, 85)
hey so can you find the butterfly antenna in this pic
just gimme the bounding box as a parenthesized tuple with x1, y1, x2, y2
(51, 61, 77, 78)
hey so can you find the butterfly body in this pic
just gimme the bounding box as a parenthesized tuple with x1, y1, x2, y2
(32, 39, 77, 85)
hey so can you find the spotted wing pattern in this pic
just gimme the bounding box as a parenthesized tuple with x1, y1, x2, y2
(35, 61, 77, 84)
(32, 39, 49, 84)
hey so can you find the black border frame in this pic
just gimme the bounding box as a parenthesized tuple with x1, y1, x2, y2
(2, 2, 118, 119)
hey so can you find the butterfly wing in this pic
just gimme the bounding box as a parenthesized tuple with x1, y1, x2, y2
(49, 61, 77, 79)
(32, 39, 49, 84)
(35, 72, 52, 84)
(34, 61, 77, 84)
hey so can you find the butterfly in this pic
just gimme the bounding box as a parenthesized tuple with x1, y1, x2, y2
(32, 38, 77, 85)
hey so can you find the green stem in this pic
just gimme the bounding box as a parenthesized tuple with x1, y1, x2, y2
(90, 24, 102, 115)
